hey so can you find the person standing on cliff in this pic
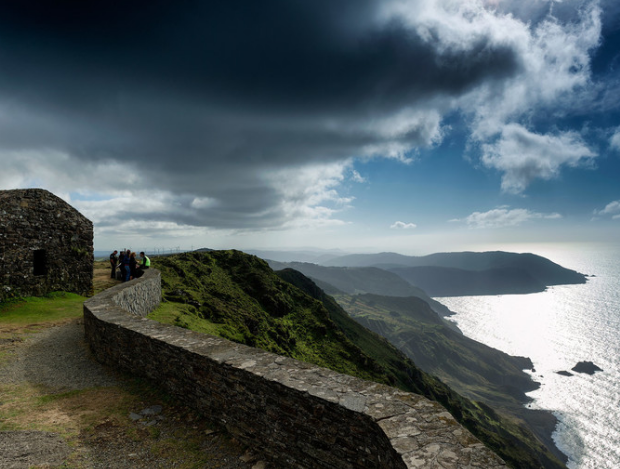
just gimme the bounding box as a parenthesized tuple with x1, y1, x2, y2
(129, 252, 138, 280)
(120, 250, 131, 282)
(139, 252, 150, 270)
(109, 250, 118, 279)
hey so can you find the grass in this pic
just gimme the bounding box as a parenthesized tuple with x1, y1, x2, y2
(0, 377, 245, 469)
(0, 292, 85, 331)
(149, 251, 393, 383)
(149, 301, 229, 338)
(0, 293, 86, 367)
(92, 260, 121, 294)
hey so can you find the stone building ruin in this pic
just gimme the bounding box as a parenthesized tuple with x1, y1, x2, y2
(0, 189, 93, 302)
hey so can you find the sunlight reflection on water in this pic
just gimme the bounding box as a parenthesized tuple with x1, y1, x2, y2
(437, 244, 620, 469)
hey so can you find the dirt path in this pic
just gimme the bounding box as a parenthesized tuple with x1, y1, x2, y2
(0, 263, 270, 469)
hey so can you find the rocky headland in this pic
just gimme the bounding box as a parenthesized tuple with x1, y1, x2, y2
(321, 251, 587, 297)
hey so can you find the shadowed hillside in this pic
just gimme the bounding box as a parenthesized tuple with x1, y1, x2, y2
(265, 260, 452, 316)
(148, 251, 566, 469)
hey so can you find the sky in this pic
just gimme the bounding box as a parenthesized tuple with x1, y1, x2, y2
(1, 0, 619, 256)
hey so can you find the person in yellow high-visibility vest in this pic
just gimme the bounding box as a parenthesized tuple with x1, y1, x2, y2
(139, 252, 150, 269)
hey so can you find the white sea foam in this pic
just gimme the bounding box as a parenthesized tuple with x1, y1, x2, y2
(436, 244, 620, 469)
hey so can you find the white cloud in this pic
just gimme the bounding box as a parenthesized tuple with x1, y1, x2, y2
(0, 150, 140, 195)
(594, 200, 620, 219)
(357, 108, 446, 162)
(76, 193, 217, 245)
(610, 128, 620, 151)
(466, 1, 601, 135)
(384, 0, 604, 195)
(264, 162, 354, 230)
(456, 207, 562, 229)
(390, 221, 417, 229)
(481, 124, 597, 193)
(74, 191, 192, 226)
(455, 1, 602, 192)
(95, 220, 209, 240)
(190, 197, 217, 209)
(350, 170, 367, 183)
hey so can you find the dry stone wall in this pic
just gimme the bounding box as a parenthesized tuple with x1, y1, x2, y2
(0, 188, 93, 301)
(111, 271, 161, 317)
(84, 269, 506, 469)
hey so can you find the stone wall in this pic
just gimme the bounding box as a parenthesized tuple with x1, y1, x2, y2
(0, 189, 93, 302)
(111, 270, 162, 317)
(84, 269, 506, 469)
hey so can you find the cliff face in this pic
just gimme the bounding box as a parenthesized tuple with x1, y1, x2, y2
(149, 251, 566, 469)
(332, 292, 566, 464)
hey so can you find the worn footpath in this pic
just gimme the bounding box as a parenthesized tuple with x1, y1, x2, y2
(0, 319, 269, 469)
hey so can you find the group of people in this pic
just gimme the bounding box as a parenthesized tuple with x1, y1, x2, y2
(109, 250, 150, 282)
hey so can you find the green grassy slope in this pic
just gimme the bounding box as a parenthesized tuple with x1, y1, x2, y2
(151, 250, 389, 382)
(149, 251, 566, 469)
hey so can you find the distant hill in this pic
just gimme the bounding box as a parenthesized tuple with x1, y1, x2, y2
(324, 251, 586, 295)
(265, 261, 452, 317)
(323, 251, 413, 267)
(390, 265, 546, 296)
(150, 251, 566, 469)
(266, 261, 426, 296)
(245, 249, 347, 264)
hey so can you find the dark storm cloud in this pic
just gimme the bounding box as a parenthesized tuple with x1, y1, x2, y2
(0, 1, 519, 111)
(0, 0, 522, 228)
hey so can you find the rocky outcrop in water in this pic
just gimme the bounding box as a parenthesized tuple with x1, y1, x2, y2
(571, 361, 603, 375)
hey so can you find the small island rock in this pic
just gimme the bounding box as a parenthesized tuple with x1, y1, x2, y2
(556, 370, 573, 377)
(571, 361, 603, 375)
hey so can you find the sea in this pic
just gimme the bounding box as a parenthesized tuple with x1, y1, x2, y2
(435, 243, 620, 469)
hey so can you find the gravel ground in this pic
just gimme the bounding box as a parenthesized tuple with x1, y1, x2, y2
(0, 430, 71, 469)
(0, 320, 270, 469)
(2, 321, 119, 390)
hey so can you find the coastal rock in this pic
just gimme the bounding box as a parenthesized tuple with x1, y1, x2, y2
(556, 371, 574, 377)
(571, 361, 603, 375)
